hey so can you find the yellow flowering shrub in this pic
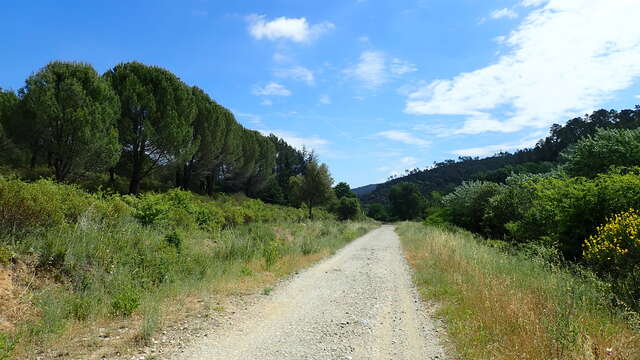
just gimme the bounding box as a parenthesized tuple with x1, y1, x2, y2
(584, 209, 640, 274)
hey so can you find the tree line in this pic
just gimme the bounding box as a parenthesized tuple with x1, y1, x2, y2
(0, 61, 321, 206)
(364, 111, 640, 311)
(362, 107, 640, 206)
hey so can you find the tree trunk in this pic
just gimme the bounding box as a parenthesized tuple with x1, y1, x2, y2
(308, 202, 313, 220)
(205, 174, 214, 196)
(108, 167, 116, 183)
(129, 161, 142, 194)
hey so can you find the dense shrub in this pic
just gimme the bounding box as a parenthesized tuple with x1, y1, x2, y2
(565, 128, 640, 178)
(334, 197, 361, 221)
(584, 209, 640, 274)
(0, 177, 92, 236)
(584, 209, 640, 309)
(366, 203, 389, 222)
(510, 169, 640, 259)
(442, 181, 501, 235)
(388, 182, 426, 220)
(482, 174, 541, 240)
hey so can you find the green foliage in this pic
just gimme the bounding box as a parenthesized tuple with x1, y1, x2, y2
(289, 156, 335, 219)
(334, 182, 356, 199)
(110, 286, 141, 317)
(0, 177, 92, 237)
(584, 209, 640, 309)
(263, 238, 282, 270)
(423, 207, 452, 227)
(0, 332, 16, 360)
(20, 61, 120, 180)
(442, 181, 501, 233)
(482, 174, 541, 240)
(164, 230, 183, 251)
(565, 128, 640, 178)
(0, 245, 12, 265)
(512, 169, 640, 259)
(388, 182, 426, 220)
(334, 197, 362, 221)
(363, 107, 640, 206)
(105, 62, 196, 194)
(366, 203, 389, 222)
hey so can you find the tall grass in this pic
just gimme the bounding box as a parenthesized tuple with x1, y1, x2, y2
(0, 176, 376, 357)
(397, 222, 639, 360)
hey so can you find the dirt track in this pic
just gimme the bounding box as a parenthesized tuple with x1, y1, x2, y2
(167, 225, 446, 360)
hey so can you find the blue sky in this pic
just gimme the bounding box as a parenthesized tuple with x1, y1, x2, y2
(2, 0, 640, 187)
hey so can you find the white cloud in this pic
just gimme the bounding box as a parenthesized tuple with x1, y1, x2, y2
(261, 99, 273, 106)
(635, 94, 640, 99)
(234, 112, 263, 126)
(390, 58, 418, 75)
(377, 156, 420, 178)
(521, 0, 548, 7)
(274, 66, 315, 85)
(406, 0, 640, 135)
(252, 82, 292, 96)
(273, 52, 290, 63)
(345, 51, 387, 88)
(376, 130, 431, 147)
(452, 132, 544, 157)
(319, 94, 332, 104)
(490, 8, 518, 19)
(259, 129, 328, 152)
(247, 15, 334, 43)
(345, 51, 416, 88)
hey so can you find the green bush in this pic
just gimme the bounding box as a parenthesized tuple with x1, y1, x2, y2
(510, 169, 640, 259)
(0, 177, 91, 236)
(334, 197, 361, 221)
(110, 286, 140, 317)
(443, 181, 502, 235)
(0, 332, 16, 360)
(565, 128, 640, 178)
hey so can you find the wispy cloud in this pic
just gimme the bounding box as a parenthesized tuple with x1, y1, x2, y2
(375, 130, 431, 147)
(259, 129, 329, 153)
(247, 15, 334, 43)
(252, 82, 292, 96)
(452, 132, 545, 157)
(377, 156, 420, 178)
(345, 51, 417, 88)
(319, 94, 332, 104)
(406, 0, 640, 134)
(274, 66, 315, 85)
(234, 112, 264, 126)
(490, 8, 518, 20)
(390, 58, 417, 75)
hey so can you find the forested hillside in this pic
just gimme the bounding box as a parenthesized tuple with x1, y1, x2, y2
(362, 107, 640, 206)
(0, 61, 313, 206)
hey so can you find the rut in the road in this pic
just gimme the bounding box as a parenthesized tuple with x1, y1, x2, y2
(168, 225, 446, 360)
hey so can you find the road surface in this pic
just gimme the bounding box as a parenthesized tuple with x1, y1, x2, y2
(169, 225, 446, 360)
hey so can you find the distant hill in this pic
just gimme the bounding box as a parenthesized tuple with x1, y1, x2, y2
(361, 107, 640, 205)
(352, 183, 378, 197)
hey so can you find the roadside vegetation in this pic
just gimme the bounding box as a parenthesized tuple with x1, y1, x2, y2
(0, 60, 371, 358)
(0, 177, 375, 358)
(398, 222, 639, 360)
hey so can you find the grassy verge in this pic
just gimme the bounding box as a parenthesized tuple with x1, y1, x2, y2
(0, 177, 377, 359)
(397, 222, 639, 360)
(5, 220, 375, 359)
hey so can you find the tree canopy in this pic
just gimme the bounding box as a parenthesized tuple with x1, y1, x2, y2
(289, 155, 335, 219)
(105, 62, 196, 193)
(20, 61, 120, 180)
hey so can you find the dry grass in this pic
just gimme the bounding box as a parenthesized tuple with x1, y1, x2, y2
(6, 220, 376, 359)
(397, 222, 640, 360)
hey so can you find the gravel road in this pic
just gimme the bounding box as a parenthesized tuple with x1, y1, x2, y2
(169, 225, 447, 360)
